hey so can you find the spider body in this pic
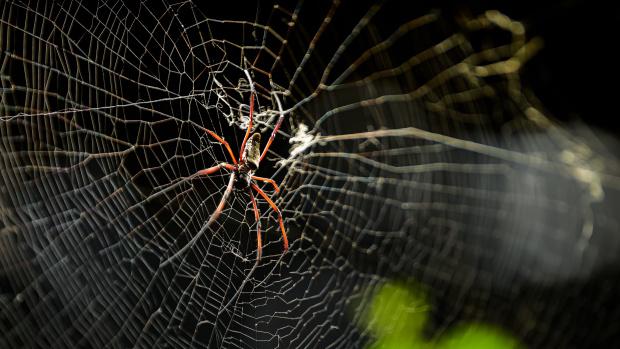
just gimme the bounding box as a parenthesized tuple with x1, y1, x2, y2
(235, 133, 261, 190)
(192, 84, 288, 264)
(242, 133, 262, 171)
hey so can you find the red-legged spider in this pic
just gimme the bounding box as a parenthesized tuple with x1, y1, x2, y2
(193, 74, 288, 264)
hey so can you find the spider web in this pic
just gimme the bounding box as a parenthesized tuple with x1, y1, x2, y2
(1, 1, 620, 348)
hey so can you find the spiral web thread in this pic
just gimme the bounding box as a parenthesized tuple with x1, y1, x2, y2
(1, 1, 620, 348)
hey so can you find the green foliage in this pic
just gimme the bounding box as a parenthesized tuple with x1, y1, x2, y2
(438, 324, 522, 349)
(363, 282, 522, 349)
(364, 283, 429, 349)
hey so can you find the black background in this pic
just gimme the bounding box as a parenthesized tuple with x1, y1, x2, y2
(453, 0, 619, 134)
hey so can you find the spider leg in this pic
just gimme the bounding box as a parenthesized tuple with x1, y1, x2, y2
(216, 186, 262, 316)
(248, 188, 263, 262)
(259, 92, 285, 163)
(196, 162, 235, 176)
(239, 70, 255, 158)
(204, 128, 238, 164)
(162, 173, 236, 267)
(251, 183, 289, 252)
(251, 175, 280, 193)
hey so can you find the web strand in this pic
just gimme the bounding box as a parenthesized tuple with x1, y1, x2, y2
(1, 2, 619, 349)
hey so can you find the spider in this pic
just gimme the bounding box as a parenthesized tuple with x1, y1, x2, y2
(193, 73, 288, 263)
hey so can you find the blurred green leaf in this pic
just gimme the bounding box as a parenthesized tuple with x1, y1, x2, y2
(438, 323, 522, 349)
(365, 282, 429, 339)
(369, 336, 428, 349)
(363, 282, 523, 349)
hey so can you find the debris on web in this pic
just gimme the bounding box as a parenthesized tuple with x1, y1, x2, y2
(276, 122, 320, 168)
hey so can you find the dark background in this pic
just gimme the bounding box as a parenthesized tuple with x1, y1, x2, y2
(453, 0, 619, 134)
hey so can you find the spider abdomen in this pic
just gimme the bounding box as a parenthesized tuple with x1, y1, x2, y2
(242, 133, 261, 171)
